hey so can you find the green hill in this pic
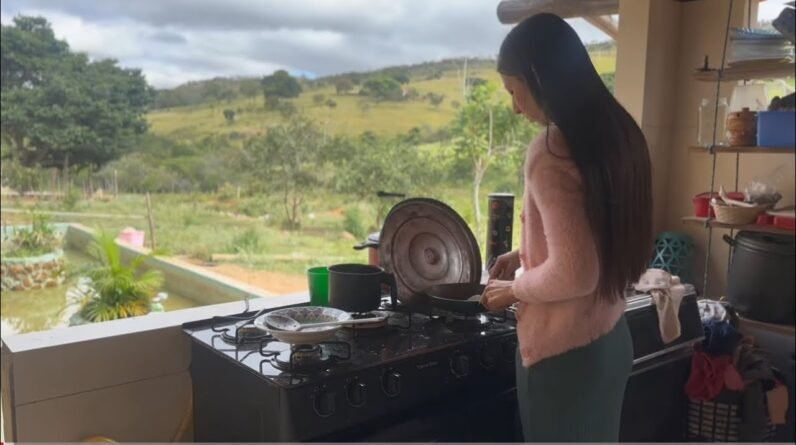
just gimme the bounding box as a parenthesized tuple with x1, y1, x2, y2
(147, 51, 616, 140)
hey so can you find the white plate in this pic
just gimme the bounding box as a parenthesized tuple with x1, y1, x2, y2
(254, 306, 351, 344)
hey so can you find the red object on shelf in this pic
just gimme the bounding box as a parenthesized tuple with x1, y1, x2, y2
(773, 215, 796, 231)
(693, 192, 745, 218)
(756, 214, 774, 225)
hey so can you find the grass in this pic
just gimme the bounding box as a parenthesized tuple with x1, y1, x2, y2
(148, 51, 617, 140)
(8, 180, 525, 277)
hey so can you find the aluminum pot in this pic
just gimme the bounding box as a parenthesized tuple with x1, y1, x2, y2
(328, 264, 397, 313)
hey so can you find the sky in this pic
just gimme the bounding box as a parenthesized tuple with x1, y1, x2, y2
(0, 0, 789, 89)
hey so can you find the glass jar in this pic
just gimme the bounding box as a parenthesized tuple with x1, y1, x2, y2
(698, 97, 729, 147)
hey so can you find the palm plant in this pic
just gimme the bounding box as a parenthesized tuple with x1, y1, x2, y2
(74, 233, 164, 323)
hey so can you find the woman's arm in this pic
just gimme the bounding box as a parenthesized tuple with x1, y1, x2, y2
(511, 164, 600, 304)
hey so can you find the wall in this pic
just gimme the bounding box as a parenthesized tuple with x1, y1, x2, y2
(1, 292, 309, 442)
(616, 0, 795, 296)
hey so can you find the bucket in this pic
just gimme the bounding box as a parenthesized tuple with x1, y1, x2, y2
(117, 227, 145, 247)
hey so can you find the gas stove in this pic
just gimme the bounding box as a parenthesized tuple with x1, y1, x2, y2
(183, 301, 519, 442)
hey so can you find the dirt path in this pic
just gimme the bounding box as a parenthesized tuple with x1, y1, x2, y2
(180, 257, 308, 295)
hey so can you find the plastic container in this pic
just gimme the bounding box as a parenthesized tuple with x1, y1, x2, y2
(757, 111, 796, 148)
(650, 232, 695, 284)
(724, 231, 795, 325)
(693, 192, 745, 217)
(117, 227, 145, 247)
(697, 98, 729, 146)
(770, 209, 796, 231)
(756, 213, 774, 225)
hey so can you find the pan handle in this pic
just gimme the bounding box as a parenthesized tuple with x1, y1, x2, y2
(382, 271, 398, 308)
(722, 234, 736, 247)
(353, 240, 379, 250)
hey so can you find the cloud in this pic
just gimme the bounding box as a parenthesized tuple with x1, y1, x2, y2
(1, 0, 612, 88)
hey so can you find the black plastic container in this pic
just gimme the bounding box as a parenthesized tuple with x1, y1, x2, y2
(724, 231, 795, 325)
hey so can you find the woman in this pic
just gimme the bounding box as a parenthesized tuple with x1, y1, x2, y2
(480, 13, 652, 442)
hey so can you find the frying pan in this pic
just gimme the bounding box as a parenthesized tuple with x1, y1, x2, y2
(423, 283, 487, 315)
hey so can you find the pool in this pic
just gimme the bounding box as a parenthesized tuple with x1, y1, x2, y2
(1, 248, 200, 335)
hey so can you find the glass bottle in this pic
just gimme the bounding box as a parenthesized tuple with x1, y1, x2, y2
(698, 98, 729, 147)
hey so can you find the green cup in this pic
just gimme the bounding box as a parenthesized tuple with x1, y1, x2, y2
(307, 266, 329, 306)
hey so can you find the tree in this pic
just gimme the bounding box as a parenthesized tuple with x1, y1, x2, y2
(1, 17, 153, 187)
(223, 109, 236, 124)
(313, 93, 326, 106)
(261, 70, 302, 107)
(325, 99, 337, 109)
(466, 77, 488, 89)
(360, 77, 403, 101)
(330, 132, 432, 228)
(334, 78, 354, 95)
(391, 73, 410, 85)
(428, 93, 445, 108)
(239, 80, 260, 103)
(451, 83, 536, 237)
(243, 115, 326, 229)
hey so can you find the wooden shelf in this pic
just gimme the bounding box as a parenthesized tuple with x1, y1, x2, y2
(682, 216, 796, 236)
(694, 59, 795, 82)
(688, 146, 796, 154)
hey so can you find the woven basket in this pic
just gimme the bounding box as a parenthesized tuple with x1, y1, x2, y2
(712, 202, 768, 225)
(687, 391, 777, 442)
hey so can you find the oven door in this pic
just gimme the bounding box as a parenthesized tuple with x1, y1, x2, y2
(316, 385, 520, 442)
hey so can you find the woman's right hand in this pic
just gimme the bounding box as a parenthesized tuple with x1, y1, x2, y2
(489, 250, 521, 281)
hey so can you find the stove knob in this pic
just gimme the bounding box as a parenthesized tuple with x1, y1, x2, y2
(346, 378, 367, 407)
(450, 353, 470, 378)
(312, 387, 336, 417)
(479, 344, 498, 370)
(381, 369, 402, 398)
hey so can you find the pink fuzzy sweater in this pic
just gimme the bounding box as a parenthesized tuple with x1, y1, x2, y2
(512, 126, 625, 368)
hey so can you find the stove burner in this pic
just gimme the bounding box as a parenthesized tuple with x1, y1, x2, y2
(273, 345, 331, 371)
(440, 312, 491, 332)
(269, 341, 352, 372)
(222, 324, 270, 345)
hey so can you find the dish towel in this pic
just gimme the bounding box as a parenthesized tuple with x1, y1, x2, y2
(635, 268, 686, 344)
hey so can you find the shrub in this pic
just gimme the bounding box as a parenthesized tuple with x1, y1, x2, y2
(230, 228, 263, 254)
(2, 213, 61, 257)
(343, 206, 367, 239)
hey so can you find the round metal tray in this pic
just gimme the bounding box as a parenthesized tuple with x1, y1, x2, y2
(378, 198, 482, 302)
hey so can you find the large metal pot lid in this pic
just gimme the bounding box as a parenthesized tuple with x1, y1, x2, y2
(379, 198, 482, 301)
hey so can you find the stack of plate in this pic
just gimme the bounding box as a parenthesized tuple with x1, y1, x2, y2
(728, 28, 794, 65)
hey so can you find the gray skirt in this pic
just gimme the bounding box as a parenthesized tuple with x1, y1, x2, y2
(516, 316, 633, 442)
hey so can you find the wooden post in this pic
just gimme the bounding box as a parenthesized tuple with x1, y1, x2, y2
(113, 169, 119, 198)
(236, 186, 241, 200)
(145, 192, 157, 250)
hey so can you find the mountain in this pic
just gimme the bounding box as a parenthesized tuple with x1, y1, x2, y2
(147, 47, 616, 140)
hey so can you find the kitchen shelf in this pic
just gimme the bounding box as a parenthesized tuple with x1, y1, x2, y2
(682, 216, 796, 236)
(694, 59, 796, 82)
(688, 145, 796, 154)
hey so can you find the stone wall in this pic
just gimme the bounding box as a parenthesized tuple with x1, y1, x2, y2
(0, 251, 66, 291)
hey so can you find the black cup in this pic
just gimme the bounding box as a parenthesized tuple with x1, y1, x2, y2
(328, 264, 397, 313)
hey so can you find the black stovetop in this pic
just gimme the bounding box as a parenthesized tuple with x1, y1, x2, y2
(182, 302, 517, 389)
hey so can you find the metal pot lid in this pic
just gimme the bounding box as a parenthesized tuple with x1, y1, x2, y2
(379, 198, 482, 301)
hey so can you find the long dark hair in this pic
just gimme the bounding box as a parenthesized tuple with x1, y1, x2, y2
(498, 13, 652, 302)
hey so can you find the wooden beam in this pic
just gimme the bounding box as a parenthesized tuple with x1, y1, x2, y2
(497, 0, 618, 24)
(584, 15, 618, 39)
